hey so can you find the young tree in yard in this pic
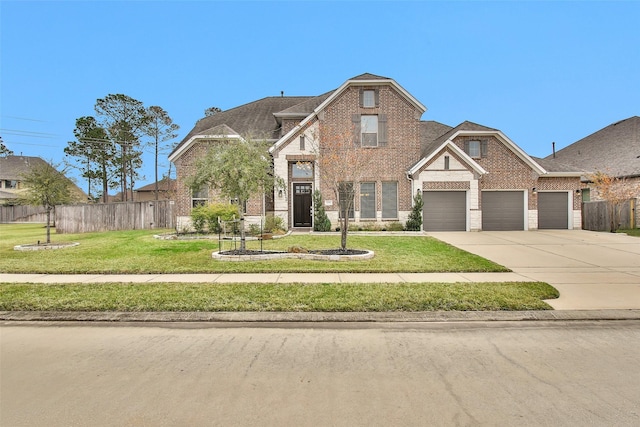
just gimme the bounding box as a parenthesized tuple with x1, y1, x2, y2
(588, 171, 640, 232)
(186, 137, 283, 250)
(310, 123, 376, 251)
(20, 161, 76, 243)
(64, 116, 116, 202)
(145, 106, 179, 200)
(405, 191, 424, 231)
(95, 94, 149, 201)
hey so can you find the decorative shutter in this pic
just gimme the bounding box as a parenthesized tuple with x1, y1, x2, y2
(359, 90, 364, 107)
(352, 114, 361, 143)
(378, 114, 388, 146)
(375, 89, 380, 107)
(464, 140, 470, 155)
(481, 140, 488, 158)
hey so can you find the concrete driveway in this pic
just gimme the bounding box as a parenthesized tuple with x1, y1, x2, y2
(428, 230, 640, 310)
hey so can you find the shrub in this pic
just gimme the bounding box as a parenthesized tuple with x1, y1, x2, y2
(190, 205, 208, 234)
(264, 214, 285, 233)
(405, 191, 424, 231)
(190, 203, 240, 234)
(312, 190, 332, 232)
(386, 222, 405, 231)
(248, 223, 261, 236)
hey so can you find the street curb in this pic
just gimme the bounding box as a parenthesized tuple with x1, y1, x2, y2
(2, 309, 640, 323)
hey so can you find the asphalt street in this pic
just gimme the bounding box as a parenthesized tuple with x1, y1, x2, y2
(2, 320, 639, 426)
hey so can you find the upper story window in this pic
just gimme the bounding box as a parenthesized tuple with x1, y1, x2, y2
(359, 89, 379, 108)
(361, 115, 378, 146)
(363, 90, 376, 108)
(352, 114, 387, 147)
(465, 140, 487, 159)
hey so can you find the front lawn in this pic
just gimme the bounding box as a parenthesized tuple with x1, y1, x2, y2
(0, 224, 507, 274)
(0, 282, 558, 312)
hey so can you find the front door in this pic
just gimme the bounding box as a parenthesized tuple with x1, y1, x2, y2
(293, 183, 313, 227)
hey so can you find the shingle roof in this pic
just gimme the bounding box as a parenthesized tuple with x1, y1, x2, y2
(135, 178, 176, 192)
(170, 96, 316, 157)
(275, 91, 334, 116)
(0, 155, 49, 180)
(544, 116, 640, 178)
(532, 156, 587, 174)
(420, 121, 454, 157)
(0, 155, 87, 201)
(421, 120, 498, 158)
(349, 73, 391, 81)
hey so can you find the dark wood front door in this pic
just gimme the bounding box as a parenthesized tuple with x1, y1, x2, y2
(293, 183, 312, 227)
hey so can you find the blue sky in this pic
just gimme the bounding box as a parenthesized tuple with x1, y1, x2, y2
(2, 1, 639, 190)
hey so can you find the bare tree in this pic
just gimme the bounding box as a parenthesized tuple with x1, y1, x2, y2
(309, 122, 376, 251)
(588, 171, 640, 232)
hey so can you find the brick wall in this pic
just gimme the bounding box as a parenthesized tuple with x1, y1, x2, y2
(318, 85, 422, 215)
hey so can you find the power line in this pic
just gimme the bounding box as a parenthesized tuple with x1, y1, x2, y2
(1, 140, 60, 148)
(0, 128, 58, 139)
(0, 115, 48, 122)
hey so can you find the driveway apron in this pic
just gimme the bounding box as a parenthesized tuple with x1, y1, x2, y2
(428, 230, 640, 310)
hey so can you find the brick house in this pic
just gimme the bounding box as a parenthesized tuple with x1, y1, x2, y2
(543, 116, 640, 201)
(169, 73, 583, 231)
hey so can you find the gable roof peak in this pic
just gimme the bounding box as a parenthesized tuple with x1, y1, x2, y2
(349, 72, 391, 81)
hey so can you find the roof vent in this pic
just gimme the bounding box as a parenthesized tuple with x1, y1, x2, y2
(281, 91, 284, 97)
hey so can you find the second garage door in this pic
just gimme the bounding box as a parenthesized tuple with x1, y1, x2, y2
(423, 191, 466, 231)
(538, 192, 569, 229)
(482, 191, 524, 230)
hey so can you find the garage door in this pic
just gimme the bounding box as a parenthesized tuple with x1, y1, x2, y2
(423, 191, 466, 231)
(538, 192, 568, 229)
(482, 191, 524, 230)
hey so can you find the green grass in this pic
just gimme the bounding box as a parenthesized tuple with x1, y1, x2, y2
(0, 223, 507, 274)
(618, 228, 640, 237)
(0, 282, 559, 312)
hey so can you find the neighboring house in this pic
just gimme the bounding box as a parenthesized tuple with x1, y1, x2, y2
(134, 178, 176, 202)
(169, 73, 583, 231)
(0, 155, 86, 205)
(543, 116, 640, 201)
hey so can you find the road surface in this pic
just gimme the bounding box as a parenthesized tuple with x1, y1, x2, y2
(2, 320, 639, 426)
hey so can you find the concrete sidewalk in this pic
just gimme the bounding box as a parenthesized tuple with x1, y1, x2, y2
(0, 271, 532, 284)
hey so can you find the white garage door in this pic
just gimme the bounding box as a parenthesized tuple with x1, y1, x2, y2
(482, 191, 524, 231)
(423, 191, 466, 231)
(538, 192, 569, 229)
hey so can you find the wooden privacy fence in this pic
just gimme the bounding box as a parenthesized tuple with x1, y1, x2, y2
(55, 200, 175, 234)
(0, 205, 50, 223)
(582, 199, 637, 231)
